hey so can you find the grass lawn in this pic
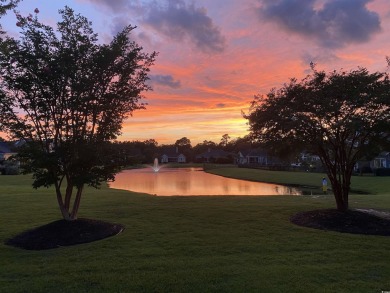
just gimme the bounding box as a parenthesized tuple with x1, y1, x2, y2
(1, 170, 390, 292)
(207, 166, 390, 195)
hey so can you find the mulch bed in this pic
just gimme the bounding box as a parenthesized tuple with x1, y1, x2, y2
(291, 209, 390, 236)
(6, 209, 389, 251)
(5, 218, 124, 250)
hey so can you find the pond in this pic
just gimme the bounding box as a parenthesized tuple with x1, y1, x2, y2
(109, 167, 301, 196)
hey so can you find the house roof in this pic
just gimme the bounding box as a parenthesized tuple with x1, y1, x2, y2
(239, 148, 267, 157)
(161, 147, 185, 158)
(0, 142, 12, 154)
(196, 149, 235, 159)
(238, 150, 251, 157)
(246, 148, 267, 157)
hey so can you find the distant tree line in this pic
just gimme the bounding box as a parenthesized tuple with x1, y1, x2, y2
(1, 133, 262, 166)
(110, 134, 260, 165)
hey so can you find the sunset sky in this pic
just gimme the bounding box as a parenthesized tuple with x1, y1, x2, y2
(2, 0, 390, 144)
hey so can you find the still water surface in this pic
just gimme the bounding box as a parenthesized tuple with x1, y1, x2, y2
(110, 167, 301, 196)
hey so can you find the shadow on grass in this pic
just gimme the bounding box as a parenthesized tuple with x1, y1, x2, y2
(6, 209, 390, 251)
(5, 218, 124, 250)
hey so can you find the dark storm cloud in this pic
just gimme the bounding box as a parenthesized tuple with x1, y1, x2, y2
(144, 0, 226, 53)
(258, 0, 381, 48)
(150, 74, 181, 88)
(82, 0, 226, 53)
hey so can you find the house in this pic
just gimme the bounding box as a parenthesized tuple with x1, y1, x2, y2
(354, 160, 371, 173)
(370, 152, 390, 169)
(195, 148, 235, 163)
(0, 141, 19, 175)
(300, 152, 321, 163)
(0, 142, 16, 161)
(161, 147, 186, 163)
(237, 150, 248, 164)
(291, 151, 323, 171)
(238, 148, 280, 165)
(238, 149, 270, 165)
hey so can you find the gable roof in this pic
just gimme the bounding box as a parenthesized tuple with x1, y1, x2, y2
(238, 149, 251, 157)
(161, 147, 185, 158)
(239, 148, 268, 157)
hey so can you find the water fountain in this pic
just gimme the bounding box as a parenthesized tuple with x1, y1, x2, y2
(151, 158, 160, 172)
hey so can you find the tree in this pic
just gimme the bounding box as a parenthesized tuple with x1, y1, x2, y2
(193, 140, 216, 155)
(0, 7, 156, 220)
(175, 137, 191, 148)
(175, 137, 193, 161)
(0, 0, 21, 98)
(219, 133, 230, 148)
(245, 67, 390, 211)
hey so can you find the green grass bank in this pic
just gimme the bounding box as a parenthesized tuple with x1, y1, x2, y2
(206, 166, 390, 195)
(1, 171, 390, 292)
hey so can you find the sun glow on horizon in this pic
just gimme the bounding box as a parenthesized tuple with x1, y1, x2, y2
(120, 103, 250, 144)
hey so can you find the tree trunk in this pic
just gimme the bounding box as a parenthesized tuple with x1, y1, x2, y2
(334, 192, 348, 212)
(64, 180, 73, 211)
(70, 185, 84, 220)
(329, 173, 350, 212)
(54, 181, 84, 221)
(54, 181, 72, 221)
(319, 148, 352, 213)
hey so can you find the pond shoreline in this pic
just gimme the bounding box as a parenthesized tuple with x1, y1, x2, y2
(111, 167, 302, 196)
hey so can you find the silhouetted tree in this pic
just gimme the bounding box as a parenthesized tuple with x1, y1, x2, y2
(246, 67, 390, 211)
(0, 7, 156, 220)
(193, 140, 217, 156)
(219, 133, 230, 149)
(175, 137, 193, 161)
(175, 137, 191, 148)
(224, 135, 255, 153)
(142, 139, 159, 163)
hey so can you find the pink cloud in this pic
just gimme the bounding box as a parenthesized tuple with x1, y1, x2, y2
(2, 0, 390, 145)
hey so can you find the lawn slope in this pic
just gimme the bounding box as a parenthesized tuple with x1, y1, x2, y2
(1, 173, 390, 292)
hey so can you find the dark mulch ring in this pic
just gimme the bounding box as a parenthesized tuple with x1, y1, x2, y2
(291, 209, 390, 236)
(5, 218, 125, 250)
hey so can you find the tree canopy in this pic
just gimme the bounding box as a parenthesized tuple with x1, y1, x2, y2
(245, 67, 390, 211)
(175, 137, 191, 148)
(0, 6, 156, 220)
(219, 133, 230, 147)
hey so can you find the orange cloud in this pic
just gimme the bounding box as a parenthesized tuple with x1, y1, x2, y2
(2, 0, 389, 146)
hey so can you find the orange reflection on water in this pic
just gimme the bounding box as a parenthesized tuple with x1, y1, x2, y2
(110, 168, 301, 196)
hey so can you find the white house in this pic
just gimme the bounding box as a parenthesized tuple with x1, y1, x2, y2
(238, 149, 273, 165)
(161, 147, 186, 163)
(371, 152, 390, 169)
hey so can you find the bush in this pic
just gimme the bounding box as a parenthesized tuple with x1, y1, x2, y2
(375, 168, 390, 176)
(2, 160, 20, 175)
(5, 165, 20, 175)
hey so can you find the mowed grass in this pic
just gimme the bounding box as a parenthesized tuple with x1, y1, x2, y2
(1, 171, 390, 293)
(208, 167, 390, 195)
